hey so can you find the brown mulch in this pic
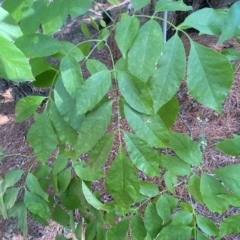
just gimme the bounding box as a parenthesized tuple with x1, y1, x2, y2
(1, 3, 240, 239)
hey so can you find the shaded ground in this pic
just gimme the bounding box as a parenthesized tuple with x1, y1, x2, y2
(1, 1, 240, 239)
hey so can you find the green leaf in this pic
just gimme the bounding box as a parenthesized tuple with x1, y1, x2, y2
(56, 235, 68, 240)
(74, 162, 103, 181)
(26, 173, 49, 202)
(217, 215, 240, 239)
(188, 175, 204, 205)
(85, 219, 97, 240)
(156, 195, 171, 222)
(24, 191, 50, 219)
(217, 193, 240, 207)
(131, 214, 147, 240)
(76, 101, 112, 155)
(213, 164, 240, 198)
(33, 164, 51, 179)
(52, 153, 68, 175)
(3, 188, 20, 209)
(27, 112, 57, 163)
(179, 8, 226, 36)
(51, 174, 58, 194)
(131, 0, 149, 10)
(9, 201, 27, 236)
(161, 155, 191, 176)
(1, 169, 24, 192)
(140, 181, 160, 198)
(29, 57, 51, 77)
(124, 132, 160, 177)
(118, 72, 154, 115)
(38, 179, 50, 191)
(19, 0, 46, 34)
(15, 33, 62, 58)
(31, 212, 49, 226)
(33, 68, 58, 88)
(49, 101, 78, 146)
(218, 1, 240, 44)
(169, 132, 202, 166)
(187, 41, 234, 113)
(200, 174, 228, 213)
(221, 48, 240, 61)
(81, 22, 90, 38)
(0, 37, 34, 81)
(68, 0, 92, 18)
(15, 96, 46, 122)
(52, 204, 70, 227)
(0, 149, 4, 163)
(216, 135, 240, 156)
(41, 0, 68, 34)
(164, 171, 177, 193)
(60, 55, 83, 98)
(115, 16, 140, 59)
(172, 210, 193, 226)
(155, 0, 192, 12)
(105, 148, 140, 211)
(124, 104, 169, 148)
(196, 215, 218, 237)
(128, 20, 163, 82)
(197, 230, 209, 240)
(144, 203, 162, 239)
(76, 70, 111, 114)
(158, 97, 179, 129)
(88, 133, 114, 172)
(149, 34, 185, 112)
(106, 219, 129, 240)
(52, 41, 84, 62)
(2, 0, 34, 22)
(78, 42, 91, 56)
(156, 225, 192, 240)
(0, 7, 23, 41)
(82, 181, 103, 210)
(74, 221, 82, 240)
(107, 0, 119, 5)
(86, 59, 108, 75)
(58, 168, 71, 193)
(54, 76, 85, 131)
(163, 194, 178, 211)
(60, 179, 86, 211)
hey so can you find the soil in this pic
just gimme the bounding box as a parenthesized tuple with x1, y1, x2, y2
(1, 1, 240, 239)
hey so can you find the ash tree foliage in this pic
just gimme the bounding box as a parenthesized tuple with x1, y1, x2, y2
(1, 0, 240, 239)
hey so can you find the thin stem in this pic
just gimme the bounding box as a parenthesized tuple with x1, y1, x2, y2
(178, 112, 193, 139)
